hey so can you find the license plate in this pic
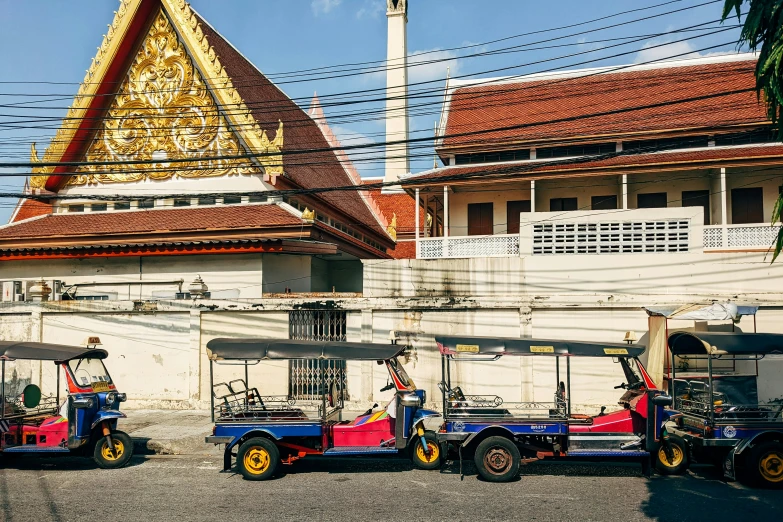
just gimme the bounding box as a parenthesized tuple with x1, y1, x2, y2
(91, 381, 110, 392)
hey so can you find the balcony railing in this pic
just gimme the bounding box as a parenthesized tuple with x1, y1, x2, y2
(417, 234, 520, 259)
(703, 224, 782, 251)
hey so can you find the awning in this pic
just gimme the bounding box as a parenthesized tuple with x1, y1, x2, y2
(0, 342, 107, 362)
(206, 338, 406, 361)
(668, 331, 783, 355)
(645, 303, 758, 321)
(435, 336, 644, 357)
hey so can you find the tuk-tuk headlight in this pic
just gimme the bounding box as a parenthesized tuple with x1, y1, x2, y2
(73, 397, 94, 409)
(116, 393, 127, 403)
(105, 392, 116, 406)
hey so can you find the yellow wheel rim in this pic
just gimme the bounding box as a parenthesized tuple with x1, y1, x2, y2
(416, 440, 439, 463)
(243, 447, 270, 475)
(101, 439, 125, 461)
(759, 451, 783, 483)
(658, 444, 683, 468)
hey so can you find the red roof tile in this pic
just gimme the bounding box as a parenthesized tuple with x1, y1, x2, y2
(365, 185, 421, 236)
(408, 144, 783, 184)
(197, 17, 386, 238)
(442, 58, 766, 149)
(388, 240, 416, 259)
(0, 204, 302, 240)
(11, 199, 52, 223)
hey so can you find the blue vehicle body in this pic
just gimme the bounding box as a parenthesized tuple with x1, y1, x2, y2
(205, 338, 443, 479)
(667, 332, 783, 487)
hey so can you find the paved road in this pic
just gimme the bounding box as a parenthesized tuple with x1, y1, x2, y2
(0, 454, 779, 522)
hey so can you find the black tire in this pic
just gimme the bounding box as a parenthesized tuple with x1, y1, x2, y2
(474, 436, 520, 482)
(93, 431, 133, 469)
(744, 441, 783, 489)
(237, 437, 279, 481)
(410, 431, 442, 470)
(655, 434, 689, 475)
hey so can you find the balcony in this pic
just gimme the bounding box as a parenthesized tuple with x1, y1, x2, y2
(417, 234, 519, 259)
(703, 223, 783, 251)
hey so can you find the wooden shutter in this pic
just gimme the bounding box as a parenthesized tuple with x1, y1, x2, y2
(731, 187, 764, 224)
(682, 190, 710, 225)
(506, 200, 531, 234)
(468, 202, 493, 236)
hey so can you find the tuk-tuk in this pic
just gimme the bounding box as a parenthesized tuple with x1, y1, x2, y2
(204, 338, 441, 480)
(435, 336, 681, 482)
(0, 338, 133, 468)
(666, 331, 783, 488)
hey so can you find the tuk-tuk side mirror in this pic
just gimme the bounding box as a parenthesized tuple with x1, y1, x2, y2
(652, 394, 673, 407)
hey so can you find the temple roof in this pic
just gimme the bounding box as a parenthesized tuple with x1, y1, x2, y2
(439, 54, 765, 152)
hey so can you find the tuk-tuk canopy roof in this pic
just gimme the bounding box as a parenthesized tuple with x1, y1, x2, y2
(435, 336, 645, 357)
(668, 332, 783, 356)
(0, 341, 107, 363)
(206, 338, 406, 361)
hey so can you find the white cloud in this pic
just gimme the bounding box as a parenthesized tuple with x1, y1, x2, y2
(633, 40, 702, 64)
(311, 0, 342, 16)
(356, 0, 384, 19)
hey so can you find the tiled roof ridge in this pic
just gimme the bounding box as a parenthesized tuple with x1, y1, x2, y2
(449, 52, 758, 91)
(307, 96, 390, 231)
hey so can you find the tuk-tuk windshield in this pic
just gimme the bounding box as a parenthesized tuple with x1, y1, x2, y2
(620, 357, 644, 387)
(388, 358, 415, 389)
(68, 357, 113, 388)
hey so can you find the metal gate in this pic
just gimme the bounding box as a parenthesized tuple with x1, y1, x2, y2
(289, 310, 348, 401)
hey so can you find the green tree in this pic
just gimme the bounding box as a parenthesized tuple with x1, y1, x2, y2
(723, 0, 783, 260)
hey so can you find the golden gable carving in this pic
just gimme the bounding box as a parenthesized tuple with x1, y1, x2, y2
(65, 10, 279, 186)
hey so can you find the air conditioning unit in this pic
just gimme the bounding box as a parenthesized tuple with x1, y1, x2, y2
(2, 281, 22, 302)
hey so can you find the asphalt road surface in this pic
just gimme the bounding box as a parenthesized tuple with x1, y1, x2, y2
(0, 454, 779, 522)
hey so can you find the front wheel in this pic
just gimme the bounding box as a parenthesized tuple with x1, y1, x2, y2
(410, 431, 442, 470)
(745, 441, 783, 488)
(93, 431, 133, 469)
(655, 434, 689, 475)
(474, 436, 520, 482)
(237, 437, 279, 481)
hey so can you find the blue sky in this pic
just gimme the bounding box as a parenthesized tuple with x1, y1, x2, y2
(0, 0, 743, 222)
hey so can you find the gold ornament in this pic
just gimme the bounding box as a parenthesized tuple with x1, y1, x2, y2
(30, 143, 48, 189)
(71, 10, 275, 186)
(301, 207, 315, 221)
(386, 212, 397, 241)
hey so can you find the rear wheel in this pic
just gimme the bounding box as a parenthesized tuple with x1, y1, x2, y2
(93, 431, 133, 469)
(746, 441, 783, 489)
(474, 436, 520, 482)
(655, 434, 689, 475)
(410, 431, 442, 470)
(237, 437, 279, 481)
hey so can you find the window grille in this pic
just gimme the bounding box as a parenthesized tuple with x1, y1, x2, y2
(289, 310, 348, 401)
(532, 220, 690, 255)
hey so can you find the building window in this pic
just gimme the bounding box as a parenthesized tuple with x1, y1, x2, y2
(223, 196, 241, 205)
(198, 196, 216, 206)
(114, 201, 130, 211)
(591, 195, 617, 210)
(506, 200, 530, 234)
(467, 202, 493, 236)
(637, 192, 668, 209)
(536, 143, 615, 159)
(138, 199, 155, 209)
(173, 198, 191, 207)
(91, 203, 107, 212)
(455, 149, 530, 165)
(68, 204, 84, 213)
(549, 198, 578, 211)
(249, 194, 265, 203)
(715, 128, 777, 146)
(682, 190, 710, 225)
(731, 187, 764, 224)
(624, 135, 709, 153)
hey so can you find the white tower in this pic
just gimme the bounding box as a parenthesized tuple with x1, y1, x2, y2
(384, 0, 409, 189)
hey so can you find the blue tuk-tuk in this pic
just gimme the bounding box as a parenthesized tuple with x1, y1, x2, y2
(667, 332, 783, 488)
(0, 339, 132, 468)
(205, 338, 441, 480)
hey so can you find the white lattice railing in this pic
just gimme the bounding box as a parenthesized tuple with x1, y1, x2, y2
(417, 234, 520, 259)
(703, 224, 782, 251)
(531, 220, 690, 255)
